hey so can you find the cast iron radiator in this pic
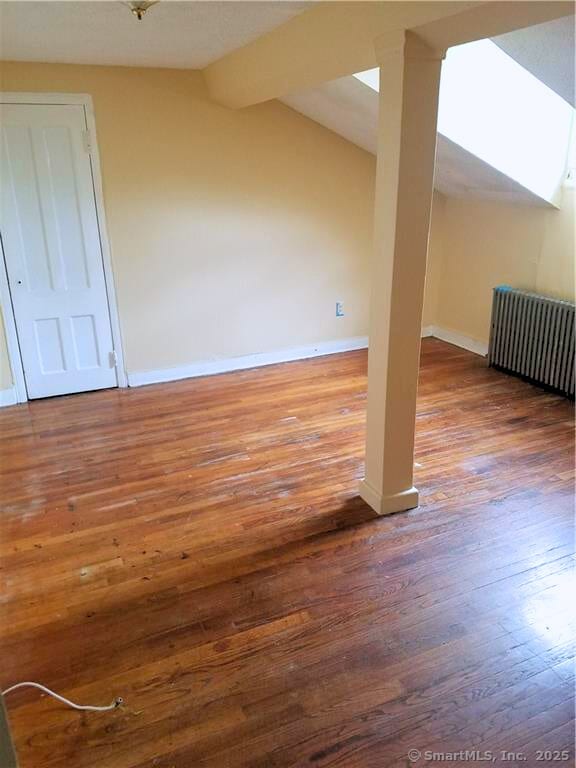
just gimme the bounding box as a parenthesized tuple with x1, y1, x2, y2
(488, 286, 575, 398)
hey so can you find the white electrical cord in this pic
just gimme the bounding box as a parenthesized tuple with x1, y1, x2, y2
(2, 682, 123, 712)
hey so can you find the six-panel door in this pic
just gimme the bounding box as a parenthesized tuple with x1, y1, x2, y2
(0, 103, 117, 399)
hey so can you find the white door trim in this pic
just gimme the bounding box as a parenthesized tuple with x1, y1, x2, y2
(0, 92, 127, 400)
(0, 236, 27, 402)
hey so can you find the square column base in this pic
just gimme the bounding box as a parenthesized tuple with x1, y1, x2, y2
(359, 480, 419, 516)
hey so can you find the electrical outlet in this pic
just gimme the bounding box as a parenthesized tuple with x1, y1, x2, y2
(336, 302, 344, 317)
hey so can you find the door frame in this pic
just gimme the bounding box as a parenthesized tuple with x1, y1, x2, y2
(0, 92, 127, 403)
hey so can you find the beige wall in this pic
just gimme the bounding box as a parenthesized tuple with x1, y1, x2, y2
(537, 187, 575, 301)
(0, 60, 573, 392)
(433, 188, 575, 345)
(422, 192, 446, 328)
(0, 61, 375, 384)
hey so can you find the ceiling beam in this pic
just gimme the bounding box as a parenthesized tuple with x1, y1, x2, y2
(414, 1, 574, 50)
(204, 1, 574, 109)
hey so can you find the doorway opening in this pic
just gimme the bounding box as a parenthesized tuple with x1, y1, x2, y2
(0, 93, 126, 402)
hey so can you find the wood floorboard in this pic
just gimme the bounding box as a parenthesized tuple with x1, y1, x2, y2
(0, 338, 574, 767)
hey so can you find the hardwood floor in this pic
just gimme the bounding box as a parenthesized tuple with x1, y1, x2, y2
(0, 338, 574, 768)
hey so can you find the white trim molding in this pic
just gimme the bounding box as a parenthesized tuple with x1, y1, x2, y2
(0, 92, 91, 105)
(0, 324, 487, 404)
(82, 96, 128, 388)
(127, 326, 487, 389)
(359, 479, 419, 516)
(128, 336, 369, 387)
(424, 325, 488, 357)
(0, 387, 18, 407)
(0, 266, 28, 403)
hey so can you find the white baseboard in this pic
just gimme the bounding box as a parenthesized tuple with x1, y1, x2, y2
(0, 327, 484, 400)
(425, 325, 488, 357)
(359, 479, 419, 516)
(0, 387, 17, 407)
(128, 336, 369, 387)
(128, 327, 486, 388)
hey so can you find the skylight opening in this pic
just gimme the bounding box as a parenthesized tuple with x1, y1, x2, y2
(354, 38, 575, 204)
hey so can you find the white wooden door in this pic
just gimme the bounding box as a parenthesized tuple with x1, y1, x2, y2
(0, 103, 117, 399)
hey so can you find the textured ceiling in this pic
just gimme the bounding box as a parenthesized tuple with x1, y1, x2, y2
(493, 16, 575, 106)
(0, 1, 311, 69)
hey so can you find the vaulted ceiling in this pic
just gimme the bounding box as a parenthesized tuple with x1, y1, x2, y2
(280, 16, 574, 205)
(1, 2, 573, 205)
(493, 16, 575, 106)
(280, 73, 555, 206)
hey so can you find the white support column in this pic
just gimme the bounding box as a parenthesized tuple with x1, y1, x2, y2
(359, 31, 445, 516)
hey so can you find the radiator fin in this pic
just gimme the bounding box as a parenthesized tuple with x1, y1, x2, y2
(488, 287, 575, 398)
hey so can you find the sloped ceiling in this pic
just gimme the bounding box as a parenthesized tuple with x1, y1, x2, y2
(281, 18, 574, 205)
(281, 75, 550, 205)
(0, 3, 572, 204)
(493, 16, 575, 106)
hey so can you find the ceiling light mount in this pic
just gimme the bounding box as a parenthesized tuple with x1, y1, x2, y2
(125, 1, 158, 21)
